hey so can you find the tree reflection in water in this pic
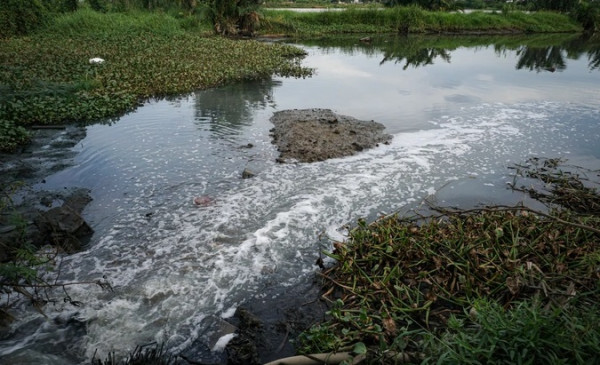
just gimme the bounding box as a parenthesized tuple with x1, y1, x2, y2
(192, 78, 280, 137)
(298, 33, 600, 72)
(515, 46, 566, 72)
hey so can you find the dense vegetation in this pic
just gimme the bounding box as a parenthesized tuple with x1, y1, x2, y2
(300, 158, 600, 363)
(0, 3, 310, 152)
(0, 0, 597, 152)
(262, 6, 582, 36)
(1, 1, 599, 363)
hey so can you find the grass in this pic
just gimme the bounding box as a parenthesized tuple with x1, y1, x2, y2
(300, 158, 600, 363)
(260, 7, 582, 36)
(0, 8, 310, 152)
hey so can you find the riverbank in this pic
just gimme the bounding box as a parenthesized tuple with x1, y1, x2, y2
(260, 7, 583, 37)
(293, 158, 600, 364)
(1, 6, 594, 152)
(0, 4, 596, 362)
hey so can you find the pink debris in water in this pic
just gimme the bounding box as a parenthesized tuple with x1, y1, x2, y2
(193, 196, 214, 207)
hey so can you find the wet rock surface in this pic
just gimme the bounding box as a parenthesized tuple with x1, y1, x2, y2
(270, 109, 392, 163)
(0, 126, 86, 188)
(225, 275, 329, 364)
(0, 188, 93, 258)
(180, 275, 329, 365)
(0, 126, 93, 261)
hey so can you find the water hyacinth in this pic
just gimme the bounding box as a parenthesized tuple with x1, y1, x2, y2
(0, 9, 311, 144)
(300, 159, 600, 363)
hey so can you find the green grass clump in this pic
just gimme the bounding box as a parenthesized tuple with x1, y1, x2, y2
(0, 8, 310, 151)
(424, 299, 600, 364)
(301, 159, 600, 363)
(261, 7, 582, 36)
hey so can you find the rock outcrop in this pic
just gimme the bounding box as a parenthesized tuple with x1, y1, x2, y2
(270, 109, 392, 163)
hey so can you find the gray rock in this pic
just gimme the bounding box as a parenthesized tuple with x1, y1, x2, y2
(35, 202, 93, 253)
(269, 109, 392, 163)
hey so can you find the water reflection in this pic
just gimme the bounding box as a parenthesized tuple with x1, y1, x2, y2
(298, 33, 600, 72)
(193, 78, 280, 137)
(515, 45, 566, 72)
(380, 45, 451, 69)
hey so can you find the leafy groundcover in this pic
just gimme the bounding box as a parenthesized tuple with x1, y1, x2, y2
(300, 158, 600, 364)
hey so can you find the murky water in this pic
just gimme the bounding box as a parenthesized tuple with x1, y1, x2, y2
(2, 34, 600, 363)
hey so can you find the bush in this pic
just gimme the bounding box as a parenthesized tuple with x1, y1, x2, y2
(209, 0, 262, 35)
(44, 0, 79, 13)
(573, 1, 600, 32)
(0, 0, 48, 38)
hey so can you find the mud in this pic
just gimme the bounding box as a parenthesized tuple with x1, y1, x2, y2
(270, 109, 392, 163)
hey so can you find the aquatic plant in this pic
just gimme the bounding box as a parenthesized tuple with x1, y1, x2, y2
(299, 158, 600, 363)
(0, 9, 310, 142)
(0, 120, 30, 152)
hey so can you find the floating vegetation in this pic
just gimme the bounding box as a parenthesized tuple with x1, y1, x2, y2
(0, 9, 311, 151)
(509, 157, 600, 214)
(300, 158, 600, 363)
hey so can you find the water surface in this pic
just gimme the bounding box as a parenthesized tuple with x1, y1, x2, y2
(1, 34, 599, 363)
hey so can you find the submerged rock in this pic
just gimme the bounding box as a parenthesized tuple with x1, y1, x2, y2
(193, 195, 214, 206)
(35, 204, 93, 253)
(242, 168, 256, 179)
(0, 188, 93, 259)
(269, 109, 392, 163)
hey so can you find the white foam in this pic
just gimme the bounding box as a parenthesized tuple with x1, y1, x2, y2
(6, 101, 599, 362)
(212, 334, 237, 352)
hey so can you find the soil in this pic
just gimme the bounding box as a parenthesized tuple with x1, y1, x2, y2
(270, 109, 392, 163)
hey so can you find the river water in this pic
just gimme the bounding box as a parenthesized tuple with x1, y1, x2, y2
(1, 34, 599, 364)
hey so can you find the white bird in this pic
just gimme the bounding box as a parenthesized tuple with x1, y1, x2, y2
(89, 57, 105, 64)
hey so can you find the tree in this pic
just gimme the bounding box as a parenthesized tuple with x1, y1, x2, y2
(208, 0, 261, 36)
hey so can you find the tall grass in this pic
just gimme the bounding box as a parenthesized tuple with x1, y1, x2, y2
(47, 7, 208, 37)
(261, 7, 582, 35)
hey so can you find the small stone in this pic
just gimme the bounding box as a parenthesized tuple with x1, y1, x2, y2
(242, 168, 255, 179)
(193, 196, 214, 206)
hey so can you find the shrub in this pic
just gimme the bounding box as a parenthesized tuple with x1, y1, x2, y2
(572, 1, 600, 32)
(44, 0, 79, 13)
(0, 0, 48, 38)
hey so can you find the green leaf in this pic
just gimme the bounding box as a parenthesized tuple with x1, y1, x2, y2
(353, 342, 367, 355)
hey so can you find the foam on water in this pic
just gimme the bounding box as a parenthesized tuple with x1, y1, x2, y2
(3, 101, 594, 361)
(3, 36, 600, 362)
